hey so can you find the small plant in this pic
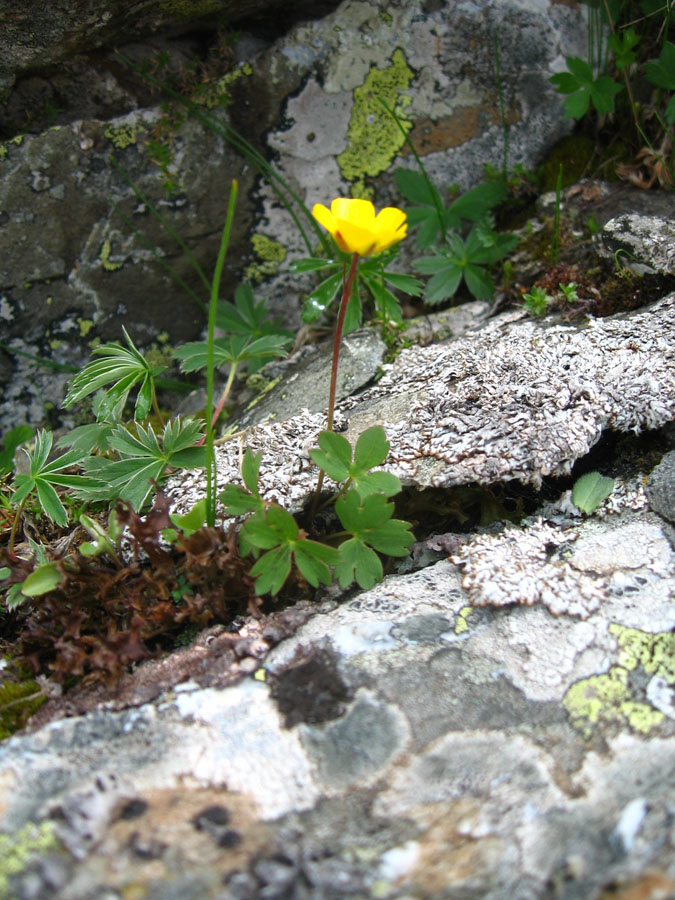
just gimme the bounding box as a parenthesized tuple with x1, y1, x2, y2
(522, 285, 553, 316)
(559, 282, 579, 303)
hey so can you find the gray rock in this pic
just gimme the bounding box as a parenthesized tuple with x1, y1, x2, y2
(0, 0, 585, 437)
(166, 294, 675, 517)
(599, 214, 675, 275)
(647, 449, 675, 524)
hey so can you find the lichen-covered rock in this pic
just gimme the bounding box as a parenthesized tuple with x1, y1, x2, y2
(2, 456, 675, 899)
(599, 214, 675, 275)
(167, 294, 675, 516)
(0, 0, 585, 438)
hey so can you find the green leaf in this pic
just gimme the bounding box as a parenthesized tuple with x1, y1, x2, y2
(290, 256, 336, 274)
(215, 283, 293, 344)
(220, 484, 264, 516)
(590, 76, 622, 114)
(609, 27, 640, 70)
(665, 94, 675, 125)
(383, 272, 424, 296)
(242, 506, 297, 549)
(294, 540, 340, 587)
(394, 167, 442, 207)
(353, 426, 390, 471)
(354, 471, 402, 499)
(169, 499, 208, 537)
(572, 472, 615, 514)
(564, 89, 591, 119)
(644, 42, 675, 90)
(565, 56, 593, 84)
(57, 422, 115, 454)
(0, 425, 33, 475)
(249, 544, 292, 595)
(310, 431, 353, 482)
(242, 448, 262, 495)
(334, 538, 383, 590)
(302, 271, 343, 323)
(21, 562, 65, 597)
(447, 181, 507, 222)
(336, 491, 413, 557)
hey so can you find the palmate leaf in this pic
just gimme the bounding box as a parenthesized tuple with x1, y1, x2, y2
(79, 418, 206, 510)
(63, 327, 165, 421)
(242, 503, 340, 595)
(333, 490, 413, 589)
(215, 283, 293, 345)
(550, 56, 622, 119)
(309, 426, 401, 499)
(174, 334, 289, 374)
(11, 430, 96, 526)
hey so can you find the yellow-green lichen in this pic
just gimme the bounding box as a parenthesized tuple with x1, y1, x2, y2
(195, 62, 253, 109)
(77, 318, 94, 338)
(0, 135, 24, 160)
(48, 339, 63, 350)
(104, 122, 140, 149)
(337, 48, 413, 197)
(0, 821, 59, 897)
(563, 625, 675, 736)
(244, 234, 287, 283)
(611, 623, 675, 681)
(99, 239, 124, 272)
(455, 606, 474, 635)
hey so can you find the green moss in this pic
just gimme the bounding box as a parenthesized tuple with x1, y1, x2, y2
(563, 625, 675, 736)
(379, 10, 393, 24)
(104, 122, 140, 150)
(537, 135, 602, 192)
(337, 49, 413, 197)
(99, 239, 124, 272)
(244, 234, 287, 283)
(0, 680, 47, 741)
(0, 821, 60, 897)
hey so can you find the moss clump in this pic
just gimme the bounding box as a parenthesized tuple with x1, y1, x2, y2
(337, 48, 414, 197)
(0, 678, 47, 741)
(537, 135, 597, 192)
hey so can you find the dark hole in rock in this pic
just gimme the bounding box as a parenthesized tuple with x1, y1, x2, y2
(192, 804, 231, 829)
(268, 648, 354, 728)
(119, 798, 149, 820)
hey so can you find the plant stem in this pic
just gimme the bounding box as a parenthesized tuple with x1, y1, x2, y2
(205, 180, 238, 527)
(326, 252, 360, 432)
(8, 496, 27, 557)
(312, 253, 360, 513)
(600, 0, 641, 143)
(151, 389, 165, 429)
(199, 362, 238, 446)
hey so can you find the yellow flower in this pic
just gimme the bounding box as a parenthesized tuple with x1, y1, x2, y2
(312, 198, 407, 256)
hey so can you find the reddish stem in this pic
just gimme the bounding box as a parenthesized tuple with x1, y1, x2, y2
(325, 252, 360, 431)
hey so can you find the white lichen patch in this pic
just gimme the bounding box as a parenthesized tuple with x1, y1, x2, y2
(451, 506, 675, 620)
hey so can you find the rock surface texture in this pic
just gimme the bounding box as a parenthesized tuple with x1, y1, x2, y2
(1, 294, 675, 899)
(0, 0, 584, 437)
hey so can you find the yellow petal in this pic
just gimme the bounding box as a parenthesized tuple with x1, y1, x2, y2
(372, 222, 407, 253)
(374, 207, 407, 233)
(312, 203, 337, 236)
(332, 198, 376, 228)
(334, 216, 378, 255)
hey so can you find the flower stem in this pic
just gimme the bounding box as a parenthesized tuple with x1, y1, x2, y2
(313, 252, 360, 513)
(205, 180, 238, 527)
(326, 252, 360, 431)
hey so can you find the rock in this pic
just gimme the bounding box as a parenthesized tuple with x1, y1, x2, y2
(2, 464, 675, 898)
(0, 1, 337, 99)
(166, 294, 675, 516)
(647, 450, 675, 525)
(0, 0, 586, 437)
(599, 214, 675, 276)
